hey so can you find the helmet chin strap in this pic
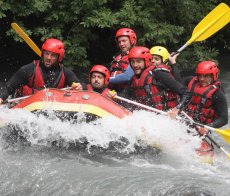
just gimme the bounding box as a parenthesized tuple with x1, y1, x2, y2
(210, 76, 215, 84)
(207, 79, 215, 86)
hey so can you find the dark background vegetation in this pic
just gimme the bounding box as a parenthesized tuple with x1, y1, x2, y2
(0, 0, 229, 82)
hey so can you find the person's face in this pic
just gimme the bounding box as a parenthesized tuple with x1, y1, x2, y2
(43, 50, 59, 68)
(151, 55, 162, 66)
(90, 72, 105, 89)
(117, 36, 132, 52)
(130, 58, 145, 76)
(197, 74, 213, 87)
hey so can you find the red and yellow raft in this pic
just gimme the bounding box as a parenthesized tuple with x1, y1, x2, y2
(8, 89, 215, 163)
(11, 89, 131, 119)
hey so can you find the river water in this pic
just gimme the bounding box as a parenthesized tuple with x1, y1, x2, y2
(0, 69, 229, 196)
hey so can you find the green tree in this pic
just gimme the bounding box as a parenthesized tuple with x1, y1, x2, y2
(3, 0, 230, 72)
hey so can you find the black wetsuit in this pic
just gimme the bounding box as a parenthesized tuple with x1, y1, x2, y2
(0, 61, 85, 100)
(170, 63, 183, 84)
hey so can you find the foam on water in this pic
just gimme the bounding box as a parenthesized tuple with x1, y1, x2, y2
(0, 106, 202, 160)
(1, 105, 230, 195)
(1, 105, 230, 171)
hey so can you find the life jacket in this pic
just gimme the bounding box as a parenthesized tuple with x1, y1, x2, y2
(154, 64, 172, 73)
(86, 84, 110, 97)
(185, 76, 220, 124)
(130, 65, 179, 111)
(110, 52, 129, 77)
(17, 60, 65, 96)
(109, 52, 129, 92)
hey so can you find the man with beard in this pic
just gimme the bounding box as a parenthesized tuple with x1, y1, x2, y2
(109, 45, 182, 92)
(87, 65, 116, 99)
(125, 46, 191, 112)
(0, 38, 84, 103)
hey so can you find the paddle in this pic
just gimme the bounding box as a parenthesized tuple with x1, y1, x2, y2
(176, 3, 230, 54)
(115, 95, 230, 144)
(115, 95, 230, 158)
(163, 3, 230, 64)
(11, 23, 41, 57)
(181, 111, 230, 159)
(2, 95, 31, 104)
(2, 87, 73, 104)
(183, 117, 230, 144)
(205, 134, 230, 159)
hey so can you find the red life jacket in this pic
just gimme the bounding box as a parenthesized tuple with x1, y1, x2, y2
(86, 84, 110, 97)
(110, 53, 129, 77)
(154, 64, 172, 73)
(109, 52, 129, 92)
(17, 60, 65, 96)
(186, 76, 220, 124)
(130, 65, 179, 111)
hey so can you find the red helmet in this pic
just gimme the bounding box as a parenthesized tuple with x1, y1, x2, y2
(115, 28, 137, 45)
(89, 65, 110, 86)
(128, 46, 152, 68)
(42, 38, 65, 62)
(196, 61, 219, 81)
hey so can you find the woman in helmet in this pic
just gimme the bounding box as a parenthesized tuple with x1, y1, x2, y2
(150, 46, 182, 83)
(109, 28, 137, 93)
(87, 64, 116, 99)
(125, 46, 191, 112)
(0, 38, 84, 103)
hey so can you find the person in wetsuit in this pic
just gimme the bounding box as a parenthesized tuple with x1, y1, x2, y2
(124, 46, 191, 112)
(169, 61, 228, 156)
(87, 65, 116, 99)
(0, 38, 84, 103)
(185, 61, 228, 155)
(109, 45, 183, 92)
(109, 28, 137, 93)
(150, 46, 182, 84)
(183, 61, 228, 128)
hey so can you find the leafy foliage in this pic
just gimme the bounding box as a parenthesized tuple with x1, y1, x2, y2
(0, 1, 10, 18)
(3, 0, 229, 73)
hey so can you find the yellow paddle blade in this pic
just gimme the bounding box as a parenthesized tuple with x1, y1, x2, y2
(215, 128, 230, 144)
(224, 128, 230, 133)
(11, 23, 41, 57)
(186, 3, 230, 45)
(227, 154, 230, 159)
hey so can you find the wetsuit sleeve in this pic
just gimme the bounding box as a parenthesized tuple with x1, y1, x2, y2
(182, 76, 193, 87)
(0, 62, 34, 100)
(170, 64, 183, 84)
(155, 70, 192, 111)
(63, 68, 87, 90)
(109, 65, 134, 84)
(155, 71, 188, 96)
(208, 89, 228, 128)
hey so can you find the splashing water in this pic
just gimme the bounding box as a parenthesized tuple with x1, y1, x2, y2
(0, 106, 202, 162)
(1, 105, 230, 196)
